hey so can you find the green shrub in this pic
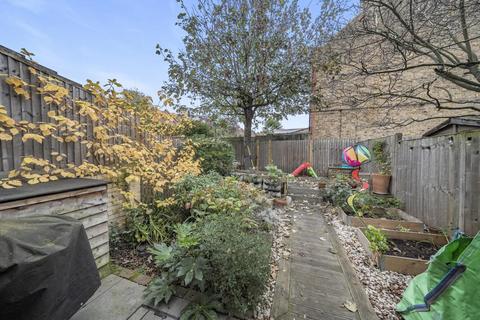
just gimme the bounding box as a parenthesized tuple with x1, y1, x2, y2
(364, 225, 389, 253)
(180, 297, 221, 320)
(199, 215, 271, 315)
(349, 192, 402, 218)
(123, 202, 185, 245)
(184, 120, 214, 138)
(172, 175, 267, 219)
(265, 164, 285, 183)
(145, 215, 271, 316)
(123, 174, 267, 245)
(324, 175, 358, 211)
(172, 172, 222, 205)
(123, 203, 170, 244)
(324, 175, 401, 216)
(373, 141, 391, 175)
(192, 138, 234, 175)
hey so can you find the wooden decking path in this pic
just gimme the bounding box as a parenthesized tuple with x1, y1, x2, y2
(272, 183, 376, 320)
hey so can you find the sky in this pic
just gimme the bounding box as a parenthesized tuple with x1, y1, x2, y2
(0, 0, 346, 129)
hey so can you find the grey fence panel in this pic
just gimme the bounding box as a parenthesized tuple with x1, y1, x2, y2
(230, 132, 480, 235)
(0, 46, 165, 178)
(390, 132, 480, 235)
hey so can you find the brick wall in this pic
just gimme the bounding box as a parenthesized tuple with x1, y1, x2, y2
(310, 17, 480, 139)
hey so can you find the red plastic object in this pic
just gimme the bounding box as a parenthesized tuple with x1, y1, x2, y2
(352, 169, 361, 181)
(291, 162, 311, 176)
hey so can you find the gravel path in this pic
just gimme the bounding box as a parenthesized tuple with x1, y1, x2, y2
(323, 204, 412, 320)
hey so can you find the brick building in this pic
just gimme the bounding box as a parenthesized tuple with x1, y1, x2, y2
(309, 5, 480, 140)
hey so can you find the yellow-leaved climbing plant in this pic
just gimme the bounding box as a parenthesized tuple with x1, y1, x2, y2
(0, 67, 201, 195)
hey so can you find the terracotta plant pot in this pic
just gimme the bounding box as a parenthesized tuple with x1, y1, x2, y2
(273, 198, 288, 207)
(372, 174, 391, 194)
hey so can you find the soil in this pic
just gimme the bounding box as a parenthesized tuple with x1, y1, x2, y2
(386, 239, 439, 260)
(110, 239, 157, 276)
(345, 207, 403, 220)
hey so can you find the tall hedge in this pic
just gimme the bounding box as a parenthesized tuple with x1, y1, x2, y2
(193, 138, 234, 175)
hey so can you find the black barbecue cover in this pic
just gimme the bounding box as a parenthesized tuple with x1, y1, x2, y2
(0, 215, 101, 320)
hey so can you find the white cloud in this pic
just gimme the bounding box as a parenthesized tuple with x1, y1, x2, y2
(14, 20, 49, 40)
(6, 0, 47, 14)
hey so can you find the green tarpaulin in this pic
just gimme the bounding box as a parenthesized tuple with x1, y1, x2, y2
(397, 232, 480, 320)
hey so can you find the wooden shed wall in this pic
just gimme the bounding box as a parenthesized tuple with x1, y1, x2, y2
(0, 185, 110, 269)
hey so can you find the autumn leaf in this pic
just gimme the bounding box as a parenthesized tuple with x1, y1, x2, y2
(2, 182, 15, 189)
(39, 123, 55, 135)
(27, 178, 39, 185)
(5, 76, 30, 100)
(22, 133, 44, 143)
(10, 128, 19, 135)
(0, 114, 16, 127)
(8, 180, 22, 187)
(0, 132, 13, 141)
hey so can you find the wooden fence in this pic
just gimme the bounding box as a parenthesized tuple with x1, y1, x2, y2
(231, 137, 356, 175)
(0, 45, 140, 177)
(391, 132, 480, 236)
(231, 131, 480, 235)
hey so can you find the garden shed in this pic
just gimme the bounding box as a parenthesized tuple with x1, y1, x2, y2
(0, 178, 110, 269)
(422, 118, 480, 137)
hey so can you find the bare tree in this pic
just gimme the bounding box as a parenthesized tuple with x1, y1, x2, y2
(314, 0, 480, 127)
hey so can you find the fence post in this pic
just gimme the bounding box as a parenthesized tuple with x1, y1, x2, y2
(268, 139, 272, 164)
(308, 139, 313, 164)
(458, 136, 466, 233)
(256, 139, 260, 169)
(391, 133, 402, 195)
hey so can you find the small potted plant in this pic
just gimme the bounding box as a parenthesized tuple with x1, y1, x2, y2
(372, 141, 391, 194)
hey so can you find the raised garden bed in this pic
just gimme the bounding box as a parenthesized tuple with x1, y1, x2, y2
(355, 227, 448, 275)
(233, 170, 288, 198)
(339, 208, 425, 232)
(327, 165, 359, 178)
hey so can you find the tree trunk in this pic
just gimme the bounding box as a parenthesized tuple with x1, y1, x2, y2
(243, 107, 254, 169)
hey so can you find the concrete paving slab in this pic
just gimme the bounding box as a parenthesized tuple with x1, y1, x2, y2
(71, 275, 145, 320)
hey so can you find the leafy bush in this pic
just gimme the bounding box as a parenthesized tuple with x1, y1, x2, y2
(265, 164, 285, 183)
(183, 120, 214, 138)
(324, 175, 358, 211)
(373, 141, 391, 175)
(123, 174, 268, 245)
(324, 175, 401, 217)
(123, 203, 180, 244)
(172, 172, 222, 205)
(192, 138, 234, 175)
(145, 215, 271, 316)
(180, 297, 221, 320)
(172, 175, 267, 219)
(198, 215, 271, 315)
(364, 225, 389, 253)
(349, 192, 402, 218)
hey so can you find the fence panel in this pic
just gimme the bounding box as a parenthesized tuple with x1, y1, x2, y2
(391, 132, 480, 235)
(229, 132, 480, 235)
(311, 138, 355, 176)
(0, 46, 158, 178)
